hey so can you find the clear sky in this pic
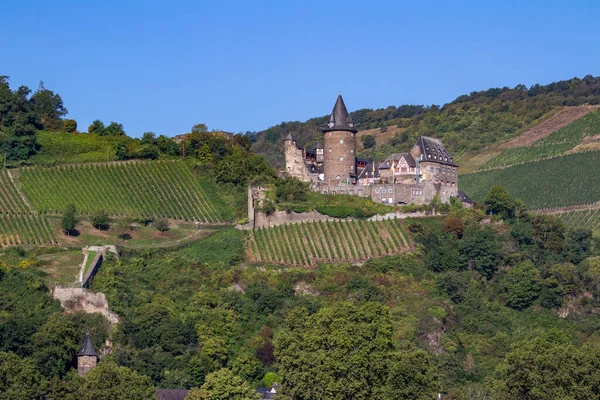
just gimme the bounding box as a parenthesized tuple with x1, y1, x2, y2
(2, 0, 599, 137)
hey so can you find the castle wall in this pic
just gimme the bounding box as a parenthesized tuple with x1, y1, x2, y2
(323, 130, 356, 184)
(285, 141, 313, 182)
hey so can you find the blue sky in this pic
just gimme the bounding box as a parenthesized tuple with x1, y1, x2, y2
(2, 0, 599, 137)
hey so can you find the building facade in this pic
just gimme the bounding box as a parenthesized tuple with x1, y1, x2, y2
(284, 95, 460, 205)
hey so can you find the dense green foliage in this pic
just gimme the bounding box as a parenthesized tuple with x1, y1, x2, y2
(20, 160, 228, 222)
(460, 151, 600, 209)
(248, 219, 411, 266)
(481, 109, 600, 169)
(186, 368, 260, 400)
(251, 75, 600, 167)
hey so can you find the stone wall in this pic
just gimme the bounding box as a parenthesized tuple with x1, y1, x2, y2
(53, 287, 120, 324)
(284, 139, 313, 182)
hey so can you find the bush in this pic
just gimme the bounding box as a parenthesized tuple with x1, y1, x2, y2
(315, 205, 374, 219)
(63, 119, 77, 133)
(361, 134, 376, 149)
(154, 219, 169, 232)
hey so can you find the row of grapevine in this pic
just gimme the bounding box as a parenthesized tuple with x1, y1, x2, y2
(460, 150, 600, 209)
(19, 160, 222, 222)
(480, 109, 600, 169)
(0, 169, 31, 213)
(247, 218, 411, 266)
(0, 213, 57, 247)
(559, 209, 600, 232)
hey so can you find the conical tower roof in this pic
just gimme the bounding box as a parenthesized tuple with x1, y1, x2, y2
(285, 132, 294, 141)
(323, 94, 357, 133)
(78, 331, 97, 357)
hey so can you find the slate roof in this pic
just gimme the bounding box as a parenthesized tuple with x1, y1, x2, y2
(155, 389, 189, 400)
(378, 153, 416, 169)
(415, 136, 457, 166)
(78, 332, 97, 357)
(322, 95, 357, 133)
(457, 191, 473, 204)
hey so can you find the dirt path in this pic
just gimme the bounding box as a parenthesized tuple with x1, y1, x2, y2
(499, 105, 599, 149)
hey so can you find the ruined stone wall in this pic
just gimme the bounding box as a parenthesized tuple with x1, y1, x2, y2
(284, 140, 312, 182)
(323, 130, 356, 184)
(53, 287, 119, 324)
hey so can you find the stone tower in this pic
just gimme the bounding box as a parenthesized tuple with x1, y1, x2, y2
(77, 331, 98, 376)
(322, 95, 357, 184)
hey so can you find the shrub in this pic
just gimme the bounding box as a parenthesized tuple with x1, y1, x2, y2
(90, 210, 110, 231)
(154, 219, 169, 232)
(63, 119, 77, 133)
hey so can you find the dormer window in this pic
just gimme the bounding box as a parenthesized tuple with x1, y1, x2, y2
(328, 121, 334, 128)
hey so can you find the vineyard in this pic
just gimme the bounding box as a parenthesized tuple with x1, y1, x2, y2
(0, 213, 57, 247)
(460, 151, 600, 209)
(246, 218, 412, 266)
(19, 160, 223, 222)
(0, 169, 56, 247)
(558, 209, 600, 232)
(480, 109, 600, 169)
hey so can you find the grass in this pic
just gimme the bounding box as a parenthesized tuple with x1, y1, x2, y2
(177, 227, 246, 266)
(30, 131, 126, 165)
(36, 250, 85, 287)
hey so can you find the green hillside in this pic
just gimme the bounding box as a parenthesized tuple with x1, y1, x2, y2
(459, 151, 600, 209)
(247, 218, 411, 266)
(480, 109, 600, 169)
(19, 160, 229, 222)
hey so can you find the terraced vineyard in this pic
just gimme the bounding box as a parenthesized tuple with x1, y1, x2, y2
(558, 209, 600, 232)
(0, 213, 57, 247)
(480, 109, 600, 169)
(0, 169, 57, 247)
(246, 218, 412, 266)
(19, 160, 222, 222)
(460, 151, 600, 209)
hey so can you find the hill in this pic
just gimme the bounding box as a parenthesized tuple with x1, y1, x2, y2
(246, 218, 412, 266)
(251, 75, 600, 168)
(17, 160, 230, 223)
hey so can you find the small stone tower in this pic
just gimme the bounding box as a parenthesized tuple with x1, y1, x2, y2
(77, 331, 98, 376)
(322, 95, 357, 184)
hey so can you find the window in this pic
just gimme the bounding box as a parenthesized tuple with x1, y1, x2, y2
(375, 189, 380, 194)
(329, 148, 332, 152)
(336, 175, 341, 180)
(339, 156, 344, 161)
(340, 139, 344, 144)
(351, 149, 354, 153)
(388, 188, 393, 193)
(350, 165, 353, 171)
(358, 189, 363, 195)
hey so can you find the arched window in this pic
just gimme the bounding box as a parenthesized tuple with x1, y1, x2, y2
(336, 175, 341, 180)
(339, 156, 344, 161)
(340, 139, 344, 144)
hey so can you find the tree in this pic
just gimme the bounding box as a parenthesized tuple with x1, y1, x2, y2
(460, 225, 501, 279)
(90, 210, 110, 230)
(88, 119, 105, 135)
(140, 132, 156, 145)
(361, 134, 376, 149)
(275, 302, 438, 400)
(192, 123, 209, 133)
(32, 312, 79, 379)
(185, 368, 260, 400)
(504, 261, 540, 310)
(62, 204, 78, 235)
(103, 122, 126, 136)
(443, 216, 464, 238)
(78, 362, 155, 400)
(0, 352, 45, 400)
(63, 119, 78, 132)
(138, 144, 159, 160)
(484, 186, 525, 220)
(29, 81, 68, 130)
(116, 218, 134, 240)
(115, 140, 130, 160)
(492, 337, 591, 400)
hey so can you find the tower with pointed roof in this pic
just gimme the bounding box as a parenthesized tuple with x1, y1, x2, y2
(321, 95, 357, 184)
(77, 331, 98, 376)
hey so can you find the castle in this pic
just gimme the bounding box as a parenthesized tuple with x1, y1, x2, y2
(285, 95, 463, 205)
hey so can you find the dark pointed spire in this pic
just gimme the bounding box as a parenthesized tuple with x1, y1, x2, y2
(285, 132, 294, 141)
(322, 94, 357, 133)
(78, 331, 97, 357)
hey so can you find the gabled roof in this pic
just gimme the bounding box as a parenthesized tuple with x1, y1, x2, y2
(415, 136, 457, 166)
(379, 153, 416, 169)
(78, 331, 97, 357)
(322, 95, 357, 133)
(457, 191, 473, 203)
